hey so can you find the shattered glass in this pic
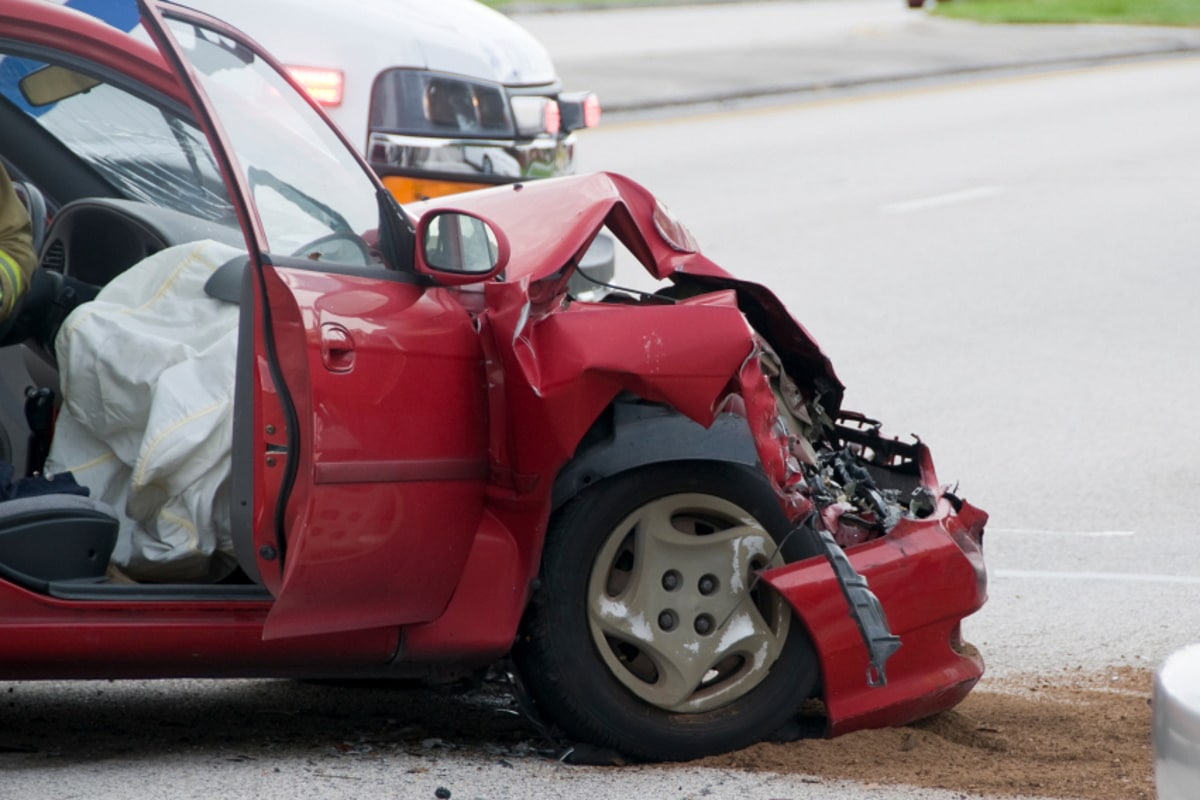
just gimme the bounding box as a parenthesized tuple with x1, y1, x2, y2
(0, 52, 233, 222)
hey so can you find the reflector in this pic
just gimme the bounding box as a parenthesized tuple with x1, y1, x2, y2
(544, 100, 561, 136)
(583, 94, 602, 128)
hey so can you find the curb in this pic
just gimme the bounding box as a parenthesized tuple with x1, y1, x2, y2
(599, 45, 1200, 114)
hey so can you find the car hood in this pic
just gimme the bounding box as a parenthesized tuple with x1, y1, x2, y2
(408, 172, 845, 412)
(390, 0, 558, 86)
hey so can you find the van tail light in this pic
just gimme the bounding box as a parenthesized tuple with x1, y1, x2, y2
(558, 91, 601, 132)
(287, 66, 345, 107)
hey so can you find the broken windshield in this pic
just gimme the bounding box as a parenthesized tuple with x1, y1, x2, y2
(0, 50, 233, 222)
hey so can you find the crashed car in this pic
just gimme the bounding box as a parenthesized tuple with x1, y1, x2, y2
(0, 0, 987, 762)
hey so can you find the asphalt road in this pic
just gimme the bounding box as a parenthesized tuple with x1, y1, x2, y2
(7, 54, 1198, 800)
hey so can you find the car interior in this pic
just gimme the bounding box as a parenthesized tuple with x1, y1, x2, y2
(0, 30, 253, 585)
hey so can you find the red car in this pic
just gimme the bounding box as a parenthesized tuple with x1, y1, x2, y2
(0, 0, 987, 762)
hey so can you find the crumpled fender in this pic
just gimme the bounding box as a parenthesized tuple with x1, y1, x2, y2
(403, 172, 846, 658)
(483, 283, 761, 477)
(406, 171, 845, 478)
(402, 287, 786, 660)
(407, 173, 809, 375)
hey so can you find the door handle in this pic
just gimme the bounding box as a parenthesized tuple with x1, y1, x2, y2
(320, 323, 355, 373)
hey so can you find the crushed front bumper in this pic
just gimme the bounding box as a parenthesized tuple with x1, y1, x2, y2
(760, 441, 988, 735)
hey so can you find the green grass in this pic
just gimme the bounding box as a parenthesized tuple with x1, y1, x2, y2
(933, 0, 1200, 26)
(481, 0, 1200, 26)
(481, 0, 1200, 25)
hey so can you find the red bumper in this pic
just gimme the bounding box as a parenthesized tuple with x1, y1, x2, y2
(761, 498, 987, 735)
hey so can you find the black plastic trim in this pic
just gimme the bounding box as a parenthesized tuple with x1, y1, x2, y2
(47, 581, 272, 602)
(263, 253, 423, 283)
(370, 163, 516, 188)
(551, 400, 760, 510)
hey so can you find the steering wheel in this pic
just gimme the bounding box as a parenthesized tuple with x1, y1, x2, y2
(0, 268, 96, 357)
(11, 180, 47, 255)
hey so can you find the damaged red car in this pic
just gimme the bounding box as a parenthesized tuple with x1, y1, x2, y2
(0, 0, 987, 762)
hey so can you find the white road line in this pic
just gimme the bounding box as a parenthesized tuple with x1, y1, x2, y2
(996, 569, 1200, 585)
(882, 185, 1003, 213)
(989, 528, 1135, 537)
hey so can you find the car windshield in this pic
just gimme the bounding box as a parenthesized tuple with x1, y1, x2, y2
(162, 17, 385, 266)
(0, 51, 233, 222)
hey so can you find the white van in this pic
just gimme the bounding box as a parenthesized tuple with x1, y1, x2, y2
(197, 0, 601, 203)
(51, 0, 612, 287)
(56, 0, 601, 203)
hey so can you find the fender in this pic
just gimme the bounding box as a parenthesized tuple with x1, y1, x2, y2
(401, 295, 773, 662)
(551, 399, 759, 510)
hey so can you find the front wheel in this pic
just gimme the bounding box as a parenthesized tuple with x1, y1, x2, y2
(513, 461, 821, 761)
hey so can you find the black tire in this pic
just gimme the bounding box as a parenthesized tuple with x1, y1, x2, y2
(513, 461, 821, 761)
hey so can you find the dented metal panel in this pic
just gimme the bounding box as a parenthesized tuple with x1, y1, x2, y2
(405, 173, 989, 734)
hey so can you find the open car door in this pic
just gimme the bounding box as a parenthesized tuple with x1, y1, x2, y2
(138, 1, 491, 639)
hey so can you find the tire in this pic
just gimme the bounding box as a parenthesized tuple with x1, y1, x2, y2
(514, 461, 821, 761)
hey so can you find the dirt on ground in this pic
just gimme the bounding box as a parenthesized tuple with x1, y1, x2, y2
(698, 667, 1154, 800)
(1, 667, 1155, 799)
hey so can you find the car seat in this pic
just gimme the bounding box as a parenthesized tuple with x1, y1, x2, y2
(0, 493, 118, 591)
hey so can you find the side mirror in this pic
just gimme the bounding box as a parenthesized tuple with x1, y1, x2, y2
(415, 211, 508, 286)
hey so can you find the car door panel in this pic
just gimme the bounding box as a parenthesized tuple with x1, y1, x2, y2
(255, 263, 488, 640)
(139, 2, 490, 639)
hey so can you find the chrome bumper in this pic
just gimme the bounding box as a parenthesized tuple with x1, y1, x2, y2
(367, 131, 576, 183)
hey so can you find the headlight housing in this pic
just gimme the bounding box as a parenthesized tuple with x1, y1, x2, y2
(368, 69, 598, 141)
(370, 69, 516, 139)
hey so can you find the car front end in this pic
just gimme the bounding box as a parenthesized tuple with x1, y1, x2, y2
(364, 69, 600, 204)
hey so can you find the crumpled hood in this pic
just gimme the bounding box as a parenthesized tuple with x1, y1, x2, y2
(408, 172, 845, 412)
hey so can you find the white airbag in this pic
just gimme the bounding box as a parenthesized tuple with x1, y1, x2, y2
(46, 240, 243, 582)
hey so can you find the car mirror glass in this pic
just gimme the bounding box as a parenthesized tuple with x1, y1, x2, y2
(422, 212, 500, 274)
(19, 65, 101, 107)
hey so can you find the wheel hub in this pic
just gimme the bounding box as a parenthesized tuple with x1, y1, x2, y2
(587, 493, 792, 714)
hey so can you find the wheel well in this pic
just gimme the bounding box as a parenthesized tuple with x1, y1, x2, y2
(550, 396, 761, 511)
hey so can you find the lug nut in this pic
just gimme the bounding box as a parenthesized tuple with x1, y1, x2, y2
(694, 614, 715, 635)
(698, 574, 719, 595)
(658, 610, 678, 631)
(662, 570, 682, 591)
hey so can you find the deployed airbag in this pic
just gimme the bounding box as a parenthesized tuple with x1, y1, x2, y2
(46, 240, 242, 582)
